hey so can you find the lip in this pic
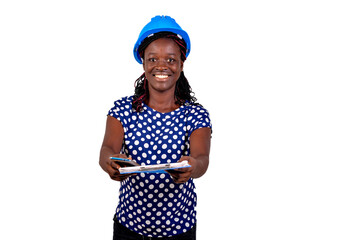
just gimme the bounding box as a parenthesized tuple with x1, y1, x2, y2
(152, 74, 171, 81)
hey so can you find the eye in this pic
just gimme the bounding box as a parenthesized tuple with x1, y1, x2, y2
(167, 58, 175, 63)
(148, 58, 156, 62)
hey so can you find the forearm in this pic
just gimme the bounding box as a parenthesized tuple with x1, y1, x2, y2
(99, 145, 116, 172)
(187, 128, 211, 179)
(191, 155, 209, 179)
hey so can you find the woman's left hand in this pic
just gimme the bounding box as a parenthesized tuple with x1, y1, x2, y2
(167, 127, 211, 184)
(167, 156, 197, 184)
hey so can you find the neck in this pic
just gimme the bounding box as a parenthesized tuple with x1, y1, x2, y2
(146, 90, 179, 113)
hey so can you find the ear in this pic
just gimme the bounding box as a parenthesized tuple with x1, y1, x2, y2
(142, 59, 145, 70)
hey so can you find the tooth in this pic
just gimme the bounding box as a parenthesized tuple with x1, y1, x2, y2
(155, 75, 168, 79)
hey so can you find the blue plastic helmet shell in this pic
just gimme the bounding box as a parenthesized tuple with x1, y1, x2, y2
(133, 15, 191, 64)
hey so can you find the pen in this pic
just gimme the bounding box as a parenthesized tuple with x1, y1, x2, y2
(110, 157, 131, 162)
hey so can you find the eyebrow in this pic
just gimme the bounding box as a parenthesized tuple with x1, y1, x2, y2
(147, 53, 177, 56)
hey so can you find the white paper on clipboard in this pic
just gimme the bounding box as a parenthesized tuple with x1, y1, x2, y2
(119, 161, 191, 174)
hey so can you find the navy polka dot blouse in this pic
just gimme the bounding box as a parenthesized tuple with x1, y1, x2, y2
(107, 96, 212, 237)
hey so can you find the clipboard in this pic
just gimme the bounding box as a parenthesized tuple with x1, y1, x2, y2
(112, 158, 191, 174)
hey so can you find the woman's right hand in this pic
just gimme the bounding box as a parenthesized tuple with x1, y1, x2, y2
(102, 153, 135, 182)
(100, 116, 133, 182)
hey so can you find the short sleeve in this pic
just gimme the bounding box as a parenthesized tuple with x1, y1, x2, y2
(107, 96, 134, 129)
(186, 105, 212, 136)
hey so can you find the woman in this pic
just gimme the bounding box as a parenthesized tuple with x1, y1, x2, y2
(99, 15, 212, 239)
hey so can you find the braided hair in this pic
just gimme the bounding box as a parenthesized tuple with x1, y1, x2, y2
(132, 31, 198, 112)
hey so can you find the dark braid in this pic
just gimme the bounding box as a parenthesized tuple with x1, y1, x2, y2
(132, 32, 198, 112)
(174, 71, 197, 105)
(132, 73, 148, 112)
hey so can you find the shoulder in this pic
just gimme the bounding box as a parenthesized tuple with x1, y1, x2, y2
(186, 103, 211, 118)
(108, 96, 134, 119)
(185, 103, 212, 132)
(113, 96, 134, 108)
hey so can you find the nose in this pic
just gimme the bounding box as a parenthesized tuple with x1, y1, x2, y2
(155, 59, 168, 71)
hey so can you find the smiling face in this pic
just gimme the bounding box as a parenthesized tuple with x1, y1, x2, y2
(143, 38, 183, 94)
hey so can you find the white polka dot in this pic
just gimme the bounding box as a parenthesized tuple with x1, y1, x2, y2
(111, 98, 211, 236)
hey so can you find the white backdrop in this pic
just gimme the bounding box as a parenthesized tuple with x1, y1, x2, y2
(1, 0, 359, 239)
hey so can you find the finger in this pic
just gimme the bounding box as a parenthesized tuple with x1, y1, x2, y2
(110, 171, 127, 180)
(112, 173, 136, 182)
(178, 173, 191, 182)
(173, 177, 188, 184)
(167, 166, 190, 174)
(110, 175, 120, 181)
(109, 161, 120, 170)
(168, 172, 181, 180)
(171, 176, 180, 183)
(107, 163, 121, 178)
(170, 173, 187, 184)
(178, 156, 190, 162)
(173, 167, 191, 173)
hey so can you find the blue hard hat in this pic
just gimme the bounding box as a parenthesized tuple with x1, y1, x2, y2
(133, 15, 191, 64)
